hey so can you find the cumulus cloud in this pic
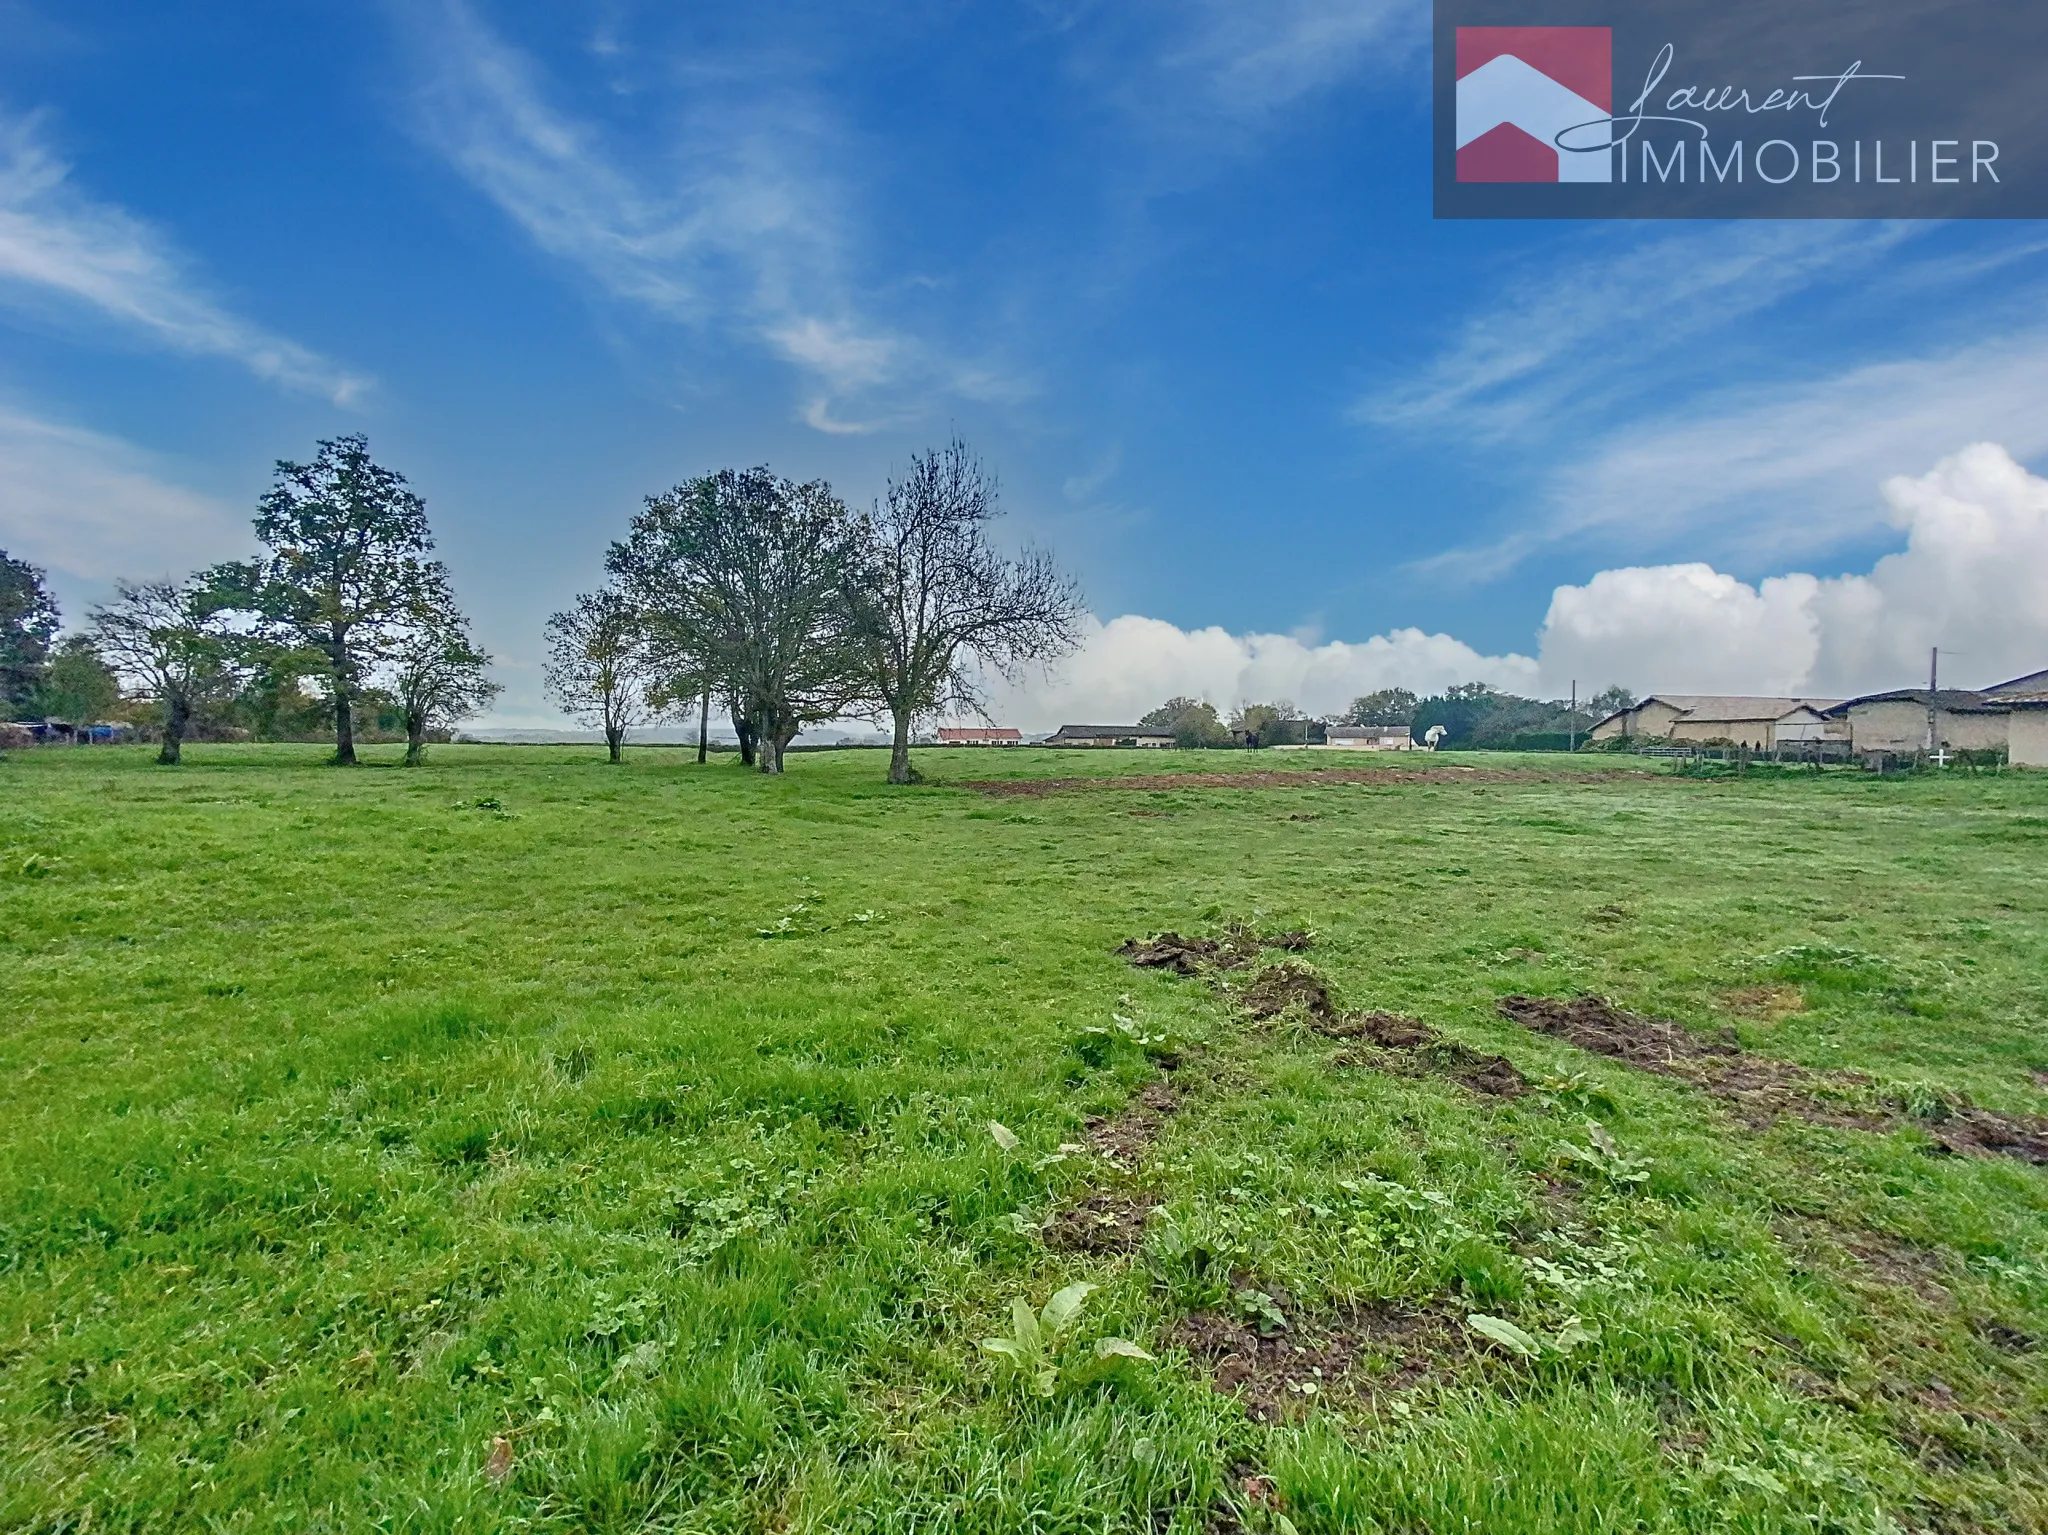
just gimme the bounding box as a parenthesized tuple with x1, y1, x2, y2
(0, 406, 245, 585)
(982, 612, 1537, 732)
(1535, 443, 2048, 697)
(0, 110, 366, 403)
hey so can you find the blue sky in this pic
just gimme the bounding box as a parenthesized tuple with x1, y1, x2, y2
(6, 0, 2048, 725)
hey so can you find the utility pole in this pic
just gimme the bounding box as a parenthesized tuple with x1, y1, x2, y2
(1569, 679, 1578, 752)
(1925, 646, 1939, 757)
(698, 676, 711, 764)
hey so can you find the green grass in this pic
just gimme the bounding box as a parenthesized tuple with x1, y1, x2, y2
(3, 743, 2047, 1533)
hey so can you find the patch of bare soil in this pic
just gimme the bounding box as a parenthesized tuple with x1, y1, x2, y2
(1046, 1190, 1159, 1254)
(1321, 1010, 1530, 1099)
(1086, 1081, 1181, 1166)
(1780, 1215, 1956, 1308)
(1500, 993, 2048, 1164)
(1118, 925, 1309, 977)
(1168, 1290, 1458, 1422)
(965, 765, 1650, 797)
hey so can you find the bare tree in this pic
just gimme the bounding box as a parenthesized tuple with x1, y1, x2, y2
(389, 601, 501, 765)
(543, 589, 667, 762)
(89, 577, 242, 765)
(607, 468, 867, 774)
(849, 440, 1082, 783)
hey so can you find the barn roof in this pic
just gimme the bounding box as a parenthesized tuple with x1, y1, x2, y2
(1046, 724, 1172, 738)
(1987, 667, 2048, 698)
(1638, 695, 1844, 723)
(1825, 689, 2008, 715)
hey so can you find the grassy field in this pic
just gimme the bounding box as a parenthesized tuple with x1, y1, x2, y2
(4, 743, 2048, 1534)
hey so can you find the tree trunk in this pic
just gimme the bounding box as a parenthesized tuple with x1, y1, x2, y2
(405, 710, 426, 766)
(888, 709, 916, 784)
(697, 678, 710, 764)
(736, 715, 756, 767)
(606, 725, 624, 763)
(158, 694, 188, 766)
(766, 726, 798, 774)
(332, 685, 356, 765)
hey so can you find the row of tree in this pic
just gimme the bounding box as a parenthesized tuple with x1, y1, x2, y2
(543, 441, 1084, 782)
(1133, 682, 1637, 751)
(2, 435, 498, 765)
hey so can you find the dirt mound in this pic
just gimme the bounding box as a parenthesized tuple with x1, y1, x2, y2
(1442, 1046, 1531, 1098)
(963, 766, 1650, 797)
(1046, 1190, 1158, 1254)
(1238, 963, 1336, 1020)
(1118, 925, 1311, 977)
(1499, 993, 1741, 1068)
(1500, 993, 2048, 1164)
(1087, 1080, 1181, 1165)
(1117, 932, 1220, 976)
(1169, 1291, 1455, 1422)
(1323, 1010, 1434, 1048)
(1320, 1011, 1528, 1098)
(1929, 1110, 2048, 1164)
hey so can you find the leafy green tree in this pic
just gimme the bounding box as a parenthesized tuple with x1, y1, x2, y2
(1589, 684, 1637, 719)
(844, 440, 1082, 784)
(36, 636, 121, 729)
(1344, 688, 1418, 725)
(246, 436, 441, 765)
(608, 468, 867, 774)
(389, 595, 501, 765)
(1, 549, 59, 719)
(90, 577, 244, 765)
(1138, 696, 1228, 748)
(543, 588, 668, 763)
(1230, 699, 1304, 747)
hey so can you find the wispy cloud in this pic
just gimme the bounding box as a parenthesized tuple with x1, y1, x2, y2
(1361, 222, 1925, 440)
(0, 110, 367, 404)
(0, 404, 244, 584)
(1161, 0, 1425, 118)
(400, 0, 1009, 432)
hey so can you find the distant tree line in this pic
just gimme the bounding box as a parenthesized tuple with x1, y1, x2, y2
(1131, 681, 1637, 751)
(2, 435, 497, 765)
(547, 439, 1083, 782)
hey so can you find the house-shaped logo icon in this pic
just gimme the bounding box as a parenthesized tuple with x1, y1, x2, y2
(1455, 27, 1612, 183)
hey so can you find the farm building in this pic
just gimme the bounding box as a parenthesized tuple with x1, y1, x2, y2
(1322, 724, 1414, 750)
(937, 727, 1022, 745)
(2012, 702, 2048, 768)
(1587, 695, 1846, 750)
(1044, 724, 1177, 748)
(1829, 669, 2048, 758)
(1827, 691, 2012, 753)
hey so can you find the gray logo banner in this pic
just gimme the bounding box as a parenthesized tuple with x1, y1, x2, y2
(1436, 0, 2048, 218)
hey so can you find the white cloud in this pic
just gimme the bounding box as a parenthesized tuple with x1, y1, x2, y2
(1535, 443, 2048, 697)
(1163, 0, 1424, 117)
(0, 406, 244, 584)
(0, 110, 365, 404)
(402, 0, 1003, 430)
(1363, 223, 1922, 444)
(984, 611, 1536, 731)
